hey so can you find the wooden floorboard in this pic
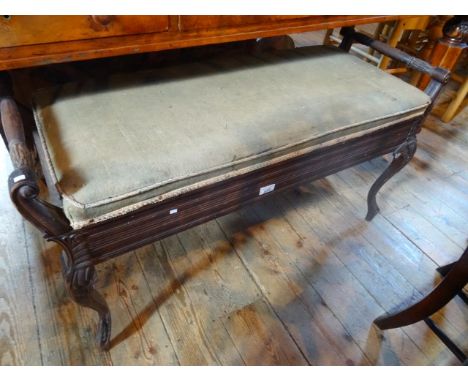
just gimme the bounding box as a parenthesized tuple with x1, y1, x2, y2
(0, 33, 467, 365)
(216, 210, 369, 365)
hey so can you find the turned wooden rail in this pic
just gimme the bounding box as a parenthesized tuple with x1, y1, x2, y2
(339, 27, 451, 85)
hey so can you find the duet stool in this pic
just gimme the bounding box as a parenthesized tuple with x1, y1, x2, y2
(1, 30, 450, 350)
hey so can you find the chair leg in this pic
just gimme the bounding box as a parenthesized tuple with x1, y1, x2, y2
(374, 247, 468, 329)
(61, 252, 111, 350)
(378, 19, 405, 70)
(441, 76, 468, 123)
(424, 318, 467, 363)
(366, 135, 417, 221)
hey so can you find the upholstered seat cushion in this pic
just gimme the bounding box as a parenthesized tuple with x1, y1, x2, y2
(33, 45, 431, 229)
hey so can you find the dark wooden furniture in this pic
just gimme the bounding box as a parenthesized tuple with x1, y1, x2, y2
(0, 16, 465, 351)
(374, 246, 468, 364)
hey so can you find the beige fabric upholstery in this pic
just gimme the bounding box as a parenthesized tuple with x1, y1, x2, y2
(33, 45, 431, 229)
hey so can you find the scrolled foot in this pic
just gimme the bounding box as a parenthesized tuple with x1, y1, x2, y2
(97, 311, 112, 351)
(365, 202, 379, 222)
(365, 135, 417, 221)
(61, 253, 112, 350)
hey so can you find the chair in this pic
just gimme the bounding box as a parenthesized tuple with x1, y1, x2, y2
(440, 53, 468, 122)
(375, 246, 468, 364)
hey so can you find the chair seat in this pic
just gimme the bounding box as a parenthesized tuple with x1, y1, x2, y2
(33, 45, 431, 229)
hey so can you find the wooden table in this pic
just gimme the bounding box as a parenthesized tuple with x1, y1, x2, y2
(0, 16, 409, 70)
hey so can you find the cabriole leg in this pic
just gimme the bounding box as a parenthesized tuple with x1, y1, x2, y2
(61, 252, 111, 350)
(366, 135, 417, 221)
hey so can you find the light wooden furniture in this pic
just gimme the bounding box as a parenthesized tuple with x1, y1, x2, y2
(418, 16, 467, 90)
(441, 72, 468, 122)
(415, 16, 468, 122)
(378, 16, 432, 71)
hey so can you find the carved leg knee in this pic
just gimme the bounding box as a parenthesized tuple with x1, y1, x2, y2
(61, 253, 111, 350)
(366, 135, 417, 221)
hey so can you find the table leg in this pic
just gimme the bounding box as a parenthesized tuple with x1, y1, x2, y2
(441, 76, 468, 123)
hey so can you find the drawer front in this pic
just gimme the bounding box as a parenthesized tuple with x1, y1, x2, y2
(0, 16, 170, 48)
(179, 16, 313, 31)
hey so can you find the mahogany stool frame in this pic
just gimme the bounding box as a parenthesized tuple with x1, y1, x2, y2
(1, 23, 465, 350)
